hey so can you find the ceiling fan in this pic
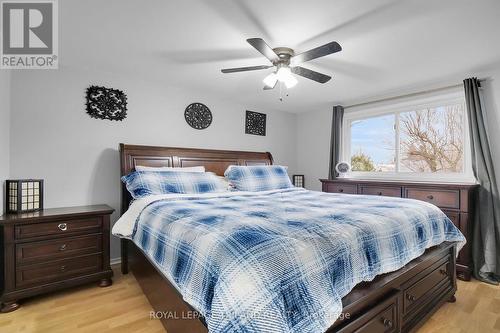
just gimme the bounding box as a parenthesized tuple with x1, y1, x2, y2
(221, 38, 342, 90)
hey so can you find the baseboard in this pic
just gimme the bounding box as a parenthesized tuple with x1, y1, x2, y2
(110, 257, 122, 266)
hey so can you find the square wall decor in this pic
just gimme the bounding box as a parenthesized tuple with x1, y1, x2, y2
(245, 110, 266, 136)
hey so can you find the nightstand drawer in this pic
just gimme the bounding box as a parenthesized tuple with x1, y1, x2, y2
(16, 234, 102, 265)
(16, 254, 102, 288)
(405, 188, 460, 209)
(15, 217, 102, 240)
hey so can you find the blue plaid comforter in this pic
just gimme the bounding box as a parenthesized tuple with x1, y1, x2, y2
(129, 188, 465, 333)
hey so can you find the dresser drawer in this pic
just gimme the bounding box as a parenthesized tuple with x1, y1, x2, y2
(16, 254, 102, 288)
(359, 185, 402, 198)
(443, 210, 460, 228)
(16, 234, 102, 265)
(15, 217, 102, 240)
(338, 293, 399, 333)
(325, 183, 358, 194)
(403, 260, 451, 315)
(443, 211, 468, 267)
(405, 188, 460, 209)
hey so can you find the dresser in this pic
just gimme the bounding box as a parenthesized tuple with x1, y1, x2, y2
(320, 179, 477, 281)
(0, 205, 114, 312)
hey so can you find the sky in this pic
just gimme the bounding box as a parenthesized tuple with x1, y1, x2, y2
(351, 114, 395, 165)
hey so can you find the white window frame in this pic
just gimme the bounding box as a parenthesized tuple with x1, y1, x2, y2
(342, 89, 475, 183)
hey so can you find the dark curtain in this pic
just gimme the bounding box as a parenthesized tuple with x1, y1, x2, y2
(328, 105, 344, 179)
(464, 77, 500, 284)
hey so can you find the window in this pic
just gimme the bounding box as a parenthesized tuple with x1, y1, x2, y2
(350, 114, 396, 172)
(342, 91, 474, 182)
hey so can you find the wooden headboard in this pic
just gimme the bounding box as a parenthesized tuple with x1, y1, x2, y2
(119, 144, 274, 214)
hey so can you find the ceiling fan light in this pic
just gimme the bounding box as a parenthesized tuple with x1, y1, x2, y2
(263, 73, 278, 88)
(284, 75, 298, 88)
(276, 67, 292, 82)
(276, 66, 297, 88)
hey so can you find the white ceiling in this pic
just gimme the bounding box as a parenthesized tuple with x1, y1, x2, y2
(62, 0, 500, 113)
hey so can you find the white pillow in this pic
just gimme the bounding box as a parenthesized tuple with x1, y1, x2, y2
(135, 165, 205, 172)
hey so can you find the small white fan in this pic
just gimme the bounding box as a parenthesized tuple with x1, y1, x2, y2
(335, 162, 351, 178)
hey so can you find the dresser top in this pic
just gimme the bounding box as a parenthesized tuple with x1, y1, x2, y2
(0, 205, 114, 224)
(320, 178, 478, 188)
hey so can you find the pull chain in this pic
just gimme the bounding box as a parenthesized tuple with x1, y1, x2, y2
(278, 82, 290, 102)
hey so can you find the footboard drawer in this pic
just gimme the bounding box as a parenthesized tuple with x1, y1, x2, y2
(337, 293, 399, 333)
(403, 259, 451, 315)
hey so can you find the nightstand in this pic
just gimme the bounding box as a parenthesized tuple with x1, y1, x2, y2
(0, 205, 114, 312)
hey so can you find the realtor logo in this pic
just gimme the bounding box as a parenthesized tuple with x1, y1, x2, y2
(1, 0, 58, 69)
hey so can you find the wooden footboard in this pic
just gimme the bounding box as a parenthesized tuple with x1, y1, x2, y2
(124, 239, 456, 333)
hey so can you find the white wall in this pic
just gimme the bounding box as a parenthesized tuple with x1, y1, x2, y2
(296, 66, 500, 192)
(0, 72, 10, 215)
(9, 68, 297, 260)
(296, 109, 331, 191)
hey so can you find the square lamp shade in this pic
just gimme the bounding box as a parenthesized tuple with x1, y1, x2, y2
(6, 179, 44, 213)
(292, 175, 305, 188)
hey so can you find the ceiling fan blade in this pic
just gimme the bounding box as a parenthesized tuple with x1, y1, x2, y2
(263, 81, 277, 90)
(291, 41, 342, 65)
(221, 65, 272, 73)
(291, 66, 332, 83)
(247, 38, 280, 63)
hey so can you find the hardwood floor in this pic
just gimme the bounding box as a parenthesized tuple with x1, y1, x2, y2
(0, 265, 164, 333)
(418, 278, 500, 333)
(0, 265, 499, 332)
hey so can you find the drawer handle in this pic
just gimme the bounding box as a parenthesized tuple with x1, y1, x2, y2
(377, 192, 383, 196)
(58, 223, 67, 231)
(406, 294, 416, 301)
(381, 317, 393, 327)
(339, 189, 344, 193)
(60, 265, 66, 272)
(59, 244, 67, 251)
(427, 195, 434, 200)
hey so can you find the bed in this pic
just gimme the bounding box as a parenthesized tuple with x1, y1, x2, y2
(116, 143, 462, 333)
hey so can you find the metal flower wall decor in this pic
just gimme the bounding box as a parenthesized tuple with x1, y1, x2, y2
(86, 85, 128, 121)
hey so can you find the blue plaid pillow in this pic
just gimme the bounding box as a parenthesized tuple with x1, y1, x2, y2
(122, 171, 228, 199)
(224, 165, 293, 192)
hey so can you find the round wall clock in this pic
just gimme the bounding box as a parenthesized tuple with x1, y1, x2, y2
(184, 103, 212, 130)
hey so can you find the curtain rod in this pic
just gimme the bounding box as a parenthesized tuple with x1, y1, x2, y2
(343, 80, 483, 110)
